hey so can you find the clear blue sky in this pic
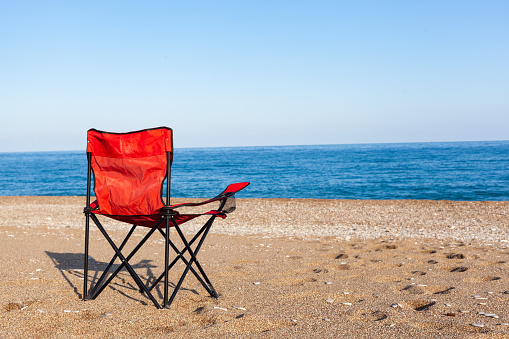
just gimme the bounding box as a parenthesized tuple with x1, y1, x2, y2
(1, 1, 508, 152)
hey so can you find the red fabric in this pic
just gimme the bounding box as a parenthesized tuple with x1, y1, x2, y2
(86, 127, 249, 229)
(223, 182, 250, 194)
(87, 128, 172, 157)
(98, 210, 227, 228)
(87, 128, 172, 216)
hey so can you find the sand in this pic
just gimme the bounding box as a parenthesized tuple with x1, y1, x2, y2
(0, 197, 508, 338)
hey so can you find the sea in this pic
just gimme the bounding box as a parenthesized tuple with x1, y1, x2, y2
(0, 141, 508, 201)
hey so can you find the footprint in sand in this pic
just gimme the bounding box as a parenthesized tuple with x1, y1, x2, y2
(463, 276, 502, 283)
(3, 300, 36, 312)
(433, 287, 456, 295)
(412, 270, 427, 276)
(80, 310, 104, 320)
(4, 302, 23, 311)
(287, 256, 302, 260)
(411, 301, 436, 312)
(450, 266, 469, 272)
(421, 249, 437, 254)
(362, 311, 388, 321)
(401, 285, 426, 294)
(485, 276, 502, 281)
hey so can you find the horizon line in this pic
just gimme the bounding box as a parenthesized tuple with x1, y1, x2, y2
(1, 139, 508, 154)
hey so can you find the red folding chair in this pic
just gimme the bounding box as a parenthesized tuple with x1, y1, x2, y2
(83, 127, 249, 309)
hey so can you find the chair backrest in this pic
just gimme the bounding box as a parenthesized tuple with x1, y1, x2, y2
(87, 127, 173, 216)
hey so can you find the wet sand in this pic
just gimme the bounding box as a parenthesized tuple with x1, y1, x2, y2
(0, 197, 508, 338)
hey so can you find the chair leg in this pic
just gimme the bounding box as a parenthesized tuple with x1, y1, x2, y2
(172, 217, 218, 297)
(83, 213, 90, 300)
(156, 228, 216, 297)
(149, 216, 218, 298)
(88, 214, 164, 309)
(88, 225, 137, 298)
(149, 224, 208, 291)
(83, 213, 219, 309)
(163, 218, 170, 308)
(165, 216, 218, 308)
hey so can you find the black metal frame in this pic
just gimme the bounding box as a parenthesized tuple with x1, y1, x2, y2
(83, 151, 220, 309)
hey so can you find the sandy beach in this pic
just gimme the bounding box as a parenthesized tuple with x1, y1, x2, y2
(1, 197, 508, 338)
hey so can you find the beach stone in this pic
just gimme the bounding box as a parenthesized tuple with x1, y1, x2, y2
(325, 299, 334, 303)
(470, 323, 484, 328)
(503, 291, 509, 294)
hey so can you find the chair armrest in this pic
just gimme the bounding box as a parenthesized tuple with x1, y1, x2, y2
(167, 182, 249, 209)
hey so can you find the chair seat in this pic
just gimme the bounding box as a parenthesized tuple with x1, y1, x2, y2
(90, 201, 227, 228)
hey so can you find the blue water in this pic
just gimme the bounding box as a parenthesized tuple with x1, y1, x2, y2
(0, 141, 508, 200)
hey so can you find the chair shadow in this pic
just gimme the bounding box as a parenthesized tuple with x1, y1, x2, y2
(45, 251, 199, 304)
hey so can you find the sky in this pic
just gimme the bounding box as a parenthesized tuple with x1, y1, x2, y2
(1, 1, 508, 152)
